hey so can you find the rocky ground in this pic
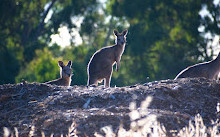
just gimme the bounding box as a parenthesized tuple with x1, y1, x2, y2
(0, 78, 220, 136)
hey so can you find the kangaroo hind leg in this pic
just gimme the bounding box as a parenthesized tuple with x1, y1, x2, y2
(104, 75, 112, 88)
(88, 76, 98, 86)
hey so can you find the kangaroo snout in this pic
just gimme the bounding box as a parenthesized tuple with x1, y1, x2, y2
(117, 38, 126, 45)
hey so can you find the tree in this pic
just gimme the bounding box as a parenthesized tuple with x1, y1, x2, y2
(1, 0, 219, 86)
(16, 48, 60, 83)
(109, 0, 219, 82)
(0, 0, 99, 84)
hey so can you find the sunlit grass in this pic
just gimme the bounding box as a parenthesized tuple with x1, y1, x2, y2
(95, 96, 219, 137)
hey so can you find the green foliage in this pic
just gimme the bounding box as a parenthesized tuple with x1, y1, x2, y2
(0, 46, 20, 84)
(0, 0, 99, 84)
(16, 48, 60, 83)
(109, 0, 219, 83)
(0, 0, 52, 84)
(0, 0, 219, 86)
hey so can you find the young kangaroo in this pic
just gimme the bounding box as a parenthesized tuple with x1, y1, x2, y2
(87, 29, 128, 87)
(45, 61, 73, 86)
(175, 52, 220, 80)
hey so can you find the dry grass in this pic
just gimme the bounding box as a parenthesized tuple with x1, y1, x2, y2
(94, 96, 220, 137)
(3, 122, 78, 137)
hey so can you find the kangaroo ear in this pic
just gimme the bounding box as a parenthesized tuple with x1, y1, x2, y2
(113, 30, 119, 36)
(123, 29, 128, 36)
(58, 61, 64, 68)
(67, 60, 72, 67)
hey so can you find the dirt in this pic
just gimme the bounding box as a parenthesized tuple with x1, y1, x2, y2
(0, 78, 220, 136)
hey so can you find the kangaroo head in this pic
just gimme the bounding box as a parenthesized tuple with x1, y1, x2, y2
(58, 61, 72, 78)
(114, 29, 128, 46)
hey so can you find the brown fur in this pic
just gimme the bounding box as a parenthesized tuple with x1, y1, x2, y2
(45, 61, 72, 86)
(175, 52, 220, 80)
(87, 29, 128, 87)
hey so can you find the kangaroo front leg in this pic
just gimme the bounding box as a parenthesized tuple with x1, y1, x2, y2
(116, 62, 120, 72)
(116, 58, 121, 72)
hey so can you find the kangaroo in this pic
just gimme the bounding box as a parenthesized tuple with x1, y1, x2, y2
(87, 29, 128, 87)
(45, 61, 73, 86)
(175, 52, 220, 80)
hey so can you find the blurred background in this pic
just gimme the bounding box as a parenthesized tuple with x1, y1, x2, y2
(0, 0, 219, 86)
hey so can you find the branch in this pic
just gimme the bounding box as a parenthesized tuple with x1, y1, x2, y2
(102, 16, 114, 47)
(33, 0, 57, 42)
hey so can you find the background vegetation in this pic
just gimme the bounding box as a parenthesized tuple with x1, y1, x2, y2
(0, 0, 219, 86)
